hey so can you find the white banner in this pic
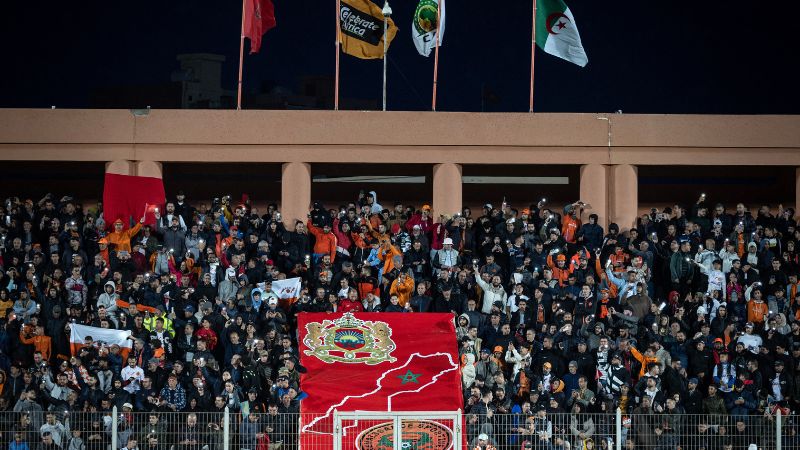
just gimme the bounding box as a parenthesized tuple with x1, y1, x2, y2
(70, 324, 132, 350)
(270, 277, 302, 299)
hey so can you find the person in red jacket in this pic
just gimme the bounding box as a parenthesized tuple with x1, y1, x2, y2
(405, 205, 434, 235)
(339, 288, 364, 313)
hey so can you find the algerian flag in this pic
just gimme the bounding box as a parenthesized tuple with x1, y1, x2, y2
(412, 0, 445, 57)
(536, 0, 588, 67)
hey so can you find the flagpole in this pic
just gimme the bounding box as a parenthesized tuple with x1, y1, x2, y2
(431, 0, 443, 111)
(529, 0, 537, 113)
(237, 0, 247, 110)
(382, 2, 392, 111)
(335, 0, 342, 111)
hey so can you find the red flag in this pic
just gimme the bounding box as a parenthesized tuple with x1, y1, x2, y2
(102, 174, 165, 230)
(298, 312, 463, 449)
(244, 0, 276, 54)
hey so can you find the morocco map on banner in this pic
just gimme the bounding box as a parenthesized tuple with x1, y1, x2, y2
(299, 312, 462, 448)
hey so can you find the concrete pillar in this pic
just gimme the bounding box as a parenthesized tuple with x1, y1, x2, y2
(432, 163, 462, 218)
(134, 161, 163, 178)
(609, 164, 639, 231)
(281, 162, 312, 227)
(105, 160, 133, 175)
(796, 168, 800, 218)
(579, 164, 609, 229)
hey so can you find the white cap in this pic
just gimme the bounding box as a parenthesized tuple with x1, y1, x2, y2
(478, 433, 489, 441)
(443, 238, 453, 245)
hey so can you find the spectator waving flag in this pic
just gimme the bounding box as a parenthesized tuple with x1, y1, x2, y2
(244, 0, 276, 54)
(412, 0, 445, 57)
(536, 0, 588, 66)
(299, 312, 462, 449)
(70, 324, 132, 359)
(271, 277, 302, 299)
(102, 173, 165, 230)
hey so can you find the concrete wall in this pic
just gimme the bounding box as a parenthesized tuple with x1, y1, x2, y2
(1, 109, 799, 230)
(1, 109, 799, 165)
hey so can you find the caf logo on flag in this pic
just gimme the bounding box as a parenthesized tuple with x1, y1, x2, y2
(414, 0, 439, 34)
(303, 313, 397, 364)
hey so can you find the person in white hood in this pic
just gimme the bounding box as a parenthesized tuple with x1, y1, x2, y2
(96, 281, 120, 325)
(366, 191, 383, 214)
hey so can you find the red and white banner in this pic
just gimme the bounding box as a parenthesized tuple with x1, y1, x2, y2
(298, 312, 462, 449)
(70, 324, 132, 359)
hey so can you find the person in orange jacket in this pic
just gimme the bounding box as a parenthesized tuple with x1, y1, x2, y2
(562, 201, 585, 244)
(377, 238, 402, 276)
(97, 238, 111, 266)
(546, 253, 571, 287)
(628, 343, 660, 379)
(106, 214, 145, 253)
(19, 324, 52, 362)
(307, 219, 337, 264)
(745, 284, 769, 325)
(390, 271, 415, 307)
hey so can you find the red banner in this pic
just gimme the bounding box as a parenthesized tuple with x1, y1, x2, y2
(102, 173, 165, 230)
(298, 312, 462, 449)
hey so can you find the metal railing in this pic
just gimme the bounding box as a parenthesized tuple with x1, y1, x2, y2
(0, 408, 791, 450)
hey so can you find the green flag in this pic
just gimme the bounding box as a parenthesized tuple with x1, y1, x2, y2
(536, 0, 588, 67)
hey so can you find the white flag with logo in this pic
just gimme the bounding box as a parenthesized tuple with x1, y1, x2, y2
(412, 0, 445, 57)
(271, 277, 302, 299)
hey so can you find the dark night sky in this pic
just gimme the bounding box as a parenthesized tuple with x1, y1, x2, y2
(2, 0, 799, 113)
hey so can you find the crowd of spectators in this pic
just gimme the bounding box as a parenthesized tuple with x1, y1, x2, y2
(0, 190, 799, 450)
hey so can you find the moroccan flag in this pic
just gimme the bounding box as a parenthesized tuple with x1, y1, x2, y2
(102, 174, 165, 230)
(299, 312, 462, 449)
(340, 0, 398, 59)
(70, 324, 133, 359)
(412, 0, 445, 57)
(536, 0, 588, 66)
(244, 0, 277, 54)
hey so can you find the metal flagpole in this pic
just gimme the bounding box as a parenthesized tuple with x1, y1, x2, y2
(529, 0, 537, 113)
(382, 1, 392, 111)
(431, 0, 443, 111)
(335, 0, 342, 110)
(237, 0, 247, 110)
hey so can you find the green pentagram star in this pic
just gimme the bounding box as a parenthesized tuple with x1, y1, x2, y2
(397, 369, 422, 385)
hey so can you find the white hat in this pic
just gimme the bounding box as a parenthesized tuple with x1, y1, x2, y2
(268, 298, 278, 306)
(443, 238, 454, 245)
(478, 433, 489, 441)
(226, 267, 236, 277)
(122, 403, 133, 409)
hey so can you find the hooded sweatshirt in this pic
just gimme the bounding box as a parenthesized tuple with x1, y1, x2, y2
(368, 191, 383, 214)
(97, 281, 120, 318)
